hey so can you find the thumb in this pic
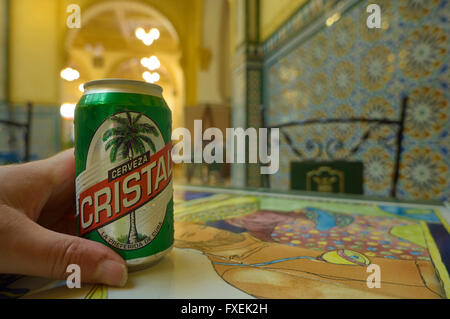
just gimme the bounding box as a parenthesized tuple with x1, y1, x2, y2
(2, 212, 128, 287)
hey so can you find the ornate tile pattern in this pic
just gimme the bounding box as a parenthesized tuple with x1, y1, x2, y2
(263, 0, 449, 201)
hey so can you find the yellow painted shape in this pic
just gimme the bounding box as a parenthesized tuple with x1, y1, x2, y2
(398, 242, 410, 247)
(421, 221, 450, 298)
(403, 208, 434, 215)
(390, 224, 426, 248)
(321, 250, 370, 266)
(175, 195, 259, 222)
(85, 284, 108, 299)
(321, 251, 354, 265)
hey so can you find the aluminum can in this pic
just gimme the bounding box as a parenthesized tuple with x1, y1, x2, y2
(75, 79, 173, 271)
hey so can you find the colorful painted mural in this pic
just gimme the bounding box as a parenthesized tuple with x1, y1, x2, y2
(4, 187, 448, 299)
(263, 0, 449, 201)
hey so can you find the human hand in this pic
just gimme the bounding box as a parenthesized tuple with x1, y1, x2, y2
(0, 149, 128, 287)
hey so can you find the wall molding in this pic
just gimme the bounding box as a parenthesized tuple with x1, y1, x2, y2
(263, 0, 362, 63)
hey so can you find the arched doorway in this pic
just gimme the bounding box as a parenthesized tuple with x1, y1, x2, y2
(60, 1, 184, 144)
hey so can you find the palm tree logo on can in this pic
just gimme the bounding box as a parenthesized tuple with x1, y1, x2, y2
(102, 111, 160, 246)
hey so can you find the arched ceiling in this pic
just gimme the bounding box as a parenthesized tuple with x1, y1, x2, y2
(61, 0, 191, 127)
(67, 1, 180, 55)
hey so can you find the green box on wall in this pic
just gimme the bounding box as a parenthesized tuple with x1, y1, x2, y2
(290, 161, 364, 195)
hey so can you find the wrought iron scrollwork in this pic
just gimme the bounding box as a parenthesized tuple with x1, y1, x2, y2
(263, 96, 409, 197)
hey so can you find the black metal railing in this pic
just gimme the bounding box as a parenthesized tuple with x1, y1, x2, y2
(0, 102, 33, 162)
(263, 96, 408, 197)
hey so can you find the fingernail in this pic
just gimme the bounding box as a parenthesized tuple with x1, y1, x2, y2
(95, 260, 128, 287)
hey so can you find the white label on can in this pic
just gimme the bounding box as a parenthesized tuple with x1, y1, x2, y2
(76, 111, 173, 250)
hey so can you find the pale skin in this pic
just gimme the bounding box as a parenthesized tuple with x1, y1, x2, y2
(0, 149, 128, 287)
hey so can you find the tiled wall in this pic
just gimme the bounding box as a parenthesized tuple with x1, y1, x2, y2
(263, 0, 449, 201)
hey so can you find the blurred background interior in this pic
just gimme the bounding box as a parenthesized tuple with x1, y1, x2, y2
(0, 0, 448, 203)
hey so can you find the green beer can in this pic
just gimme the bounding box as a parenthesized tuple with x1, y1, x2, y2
(74, 79, 174, 271)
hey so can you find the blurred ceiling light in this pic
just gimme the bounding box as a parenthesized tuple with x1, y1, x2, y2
(78, 83, 85, 92)
(60, 103, 76, 119)
(135, 27, 146, 39)
(142, 37, 154, 46)
(60, 67, 80, 82)
(140, 55, 160, 71)
(326, 12, 341, 27)
(142, 71, 160, 83)
(149, 28, 160, 40)
(135, 27, 160, 46)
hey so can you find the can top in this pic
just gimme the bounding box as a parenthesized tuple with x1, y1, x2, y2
(83, 79, 163, 98)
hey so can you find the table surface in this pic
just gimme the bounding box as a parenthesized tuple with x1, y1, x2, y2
(2, 185, 449, 299)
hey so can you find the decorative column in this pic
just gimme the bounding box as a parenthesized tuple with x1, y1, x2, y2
(230, 0, 263, 188)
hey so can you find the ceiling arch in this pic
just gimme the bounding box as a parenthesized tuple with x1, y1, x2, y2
(64, 1, 180, 54)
